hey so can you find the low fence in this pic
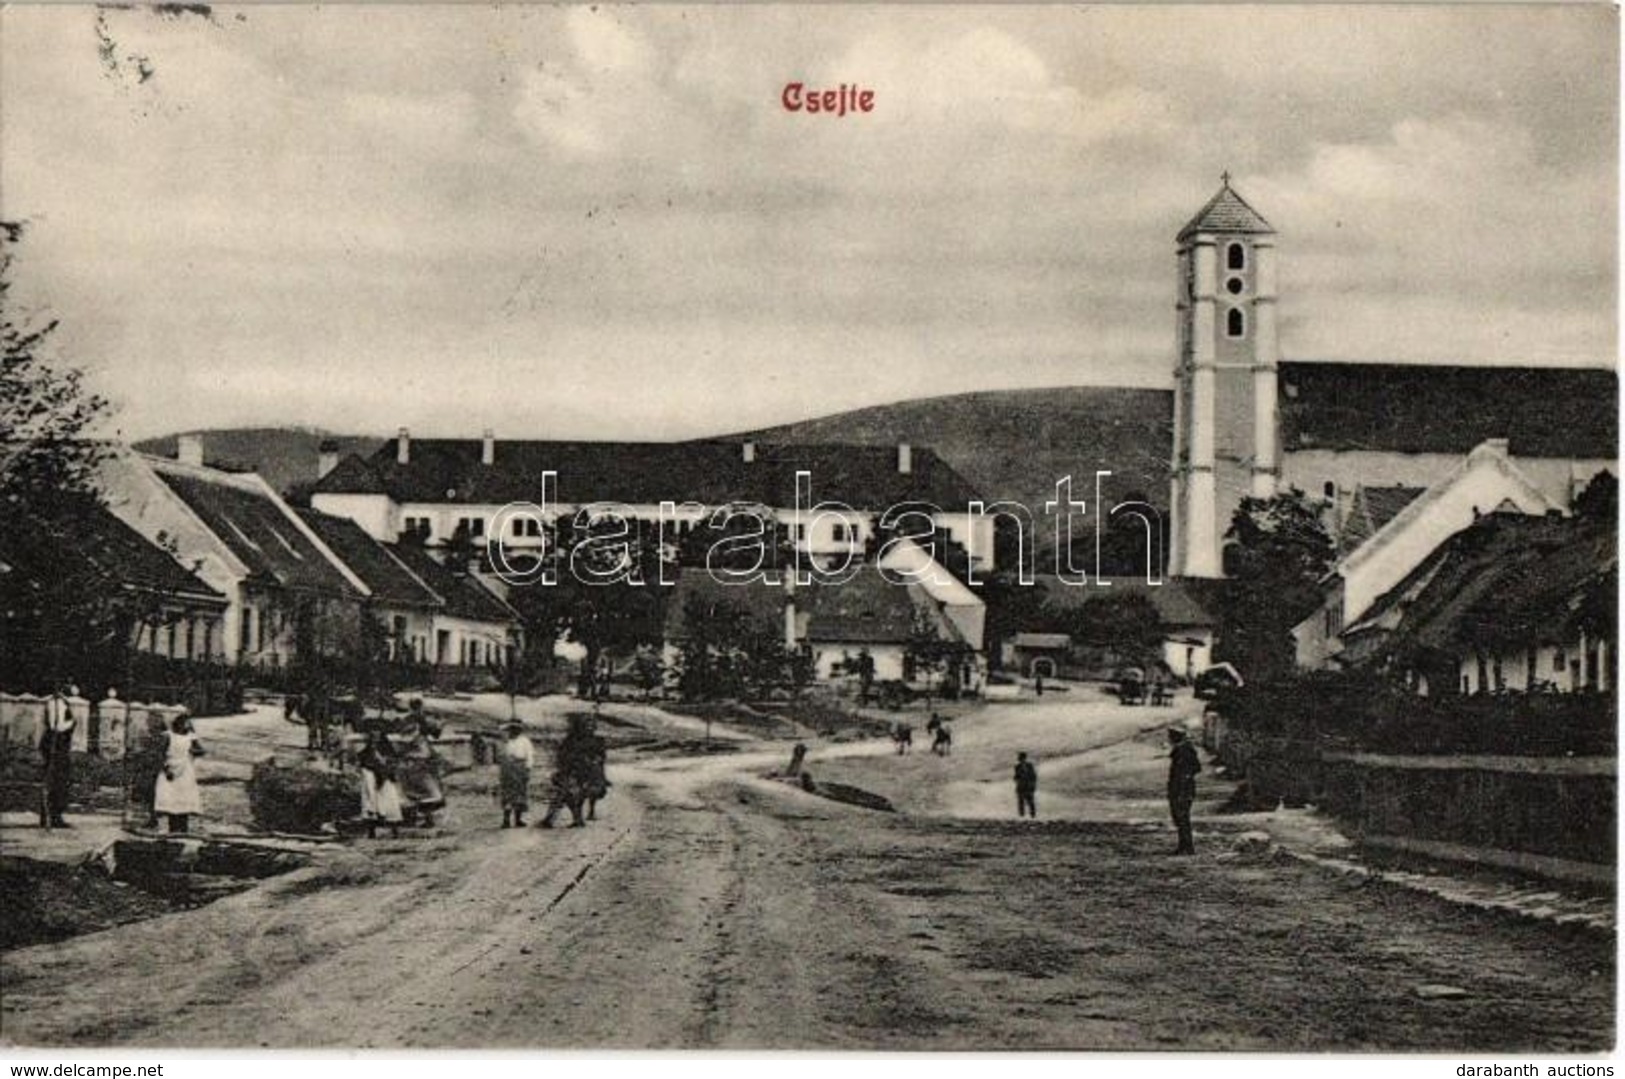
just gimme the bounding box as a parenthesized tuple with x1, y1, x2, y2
(1204, 708, 1617, 876)
(0, 693, 188, 763)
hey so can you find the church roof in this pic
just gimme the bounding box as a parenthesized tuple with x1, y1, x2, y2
(1177, 180, 1274, 240)
(1278, 362, 1617, 459)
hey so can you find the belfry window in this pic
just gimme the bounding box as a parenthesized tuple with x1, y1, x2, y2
(1227, 242, 1246, 270)
(1226, 307, 1245, 338)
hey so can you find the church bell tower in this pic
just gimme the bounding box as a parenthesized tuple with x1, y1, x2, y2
(1169, 175, 1280, 578)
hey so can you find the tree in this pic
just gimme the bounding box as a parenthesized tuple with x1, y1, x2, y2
(1219, 488, 1337, 683)
(1067, 591, 1164, 669)
(0, 221, 135, 690)
(503, 514, 671, 700)
(629, 647, 665, 701)
(1573, 470, 1617, 528)
(1, 221, 109, 507)
(904, 610, 973, 706)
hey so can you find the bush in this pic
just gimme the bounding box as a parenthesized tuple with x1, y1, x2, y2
(1221, 672, 1615, 757)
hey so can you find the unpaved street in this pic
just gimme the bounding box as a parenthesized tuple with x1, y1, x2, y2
(0, 693, 1613, 1050)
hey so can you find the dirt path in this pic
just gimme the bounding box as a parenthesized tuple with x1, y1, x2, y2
(2, 695, 1613, 1050)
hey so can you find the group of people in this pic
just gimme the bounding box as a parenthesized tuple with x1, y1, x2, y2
(354, 706, 609, 837)
(355, 701, 448, 839)
(37, 685, 204, 834)
(501, 713, 609, 830)
(1010, 728, 1202, 854)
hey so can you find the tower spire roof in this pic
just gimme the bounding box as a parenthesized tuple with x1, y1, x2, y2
(1177, 176, 1274, 240)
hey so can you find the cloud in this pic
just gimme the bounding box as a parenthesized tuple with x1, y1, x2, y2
(0, 6, 1613, 444)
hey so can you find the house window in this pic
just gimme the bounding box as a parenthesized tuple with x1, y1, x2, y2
(832, 523, 851, 543)
(1227, 242, 1246, 271)
(403, 516, 431, 539)
(1225, 276, 1244, 295)
(241, 607, 254, 653)
(794, 523, 807, 541)
(1323, 481, 1338, 502)
(456, 517, 485, 537)
(1554, 649, 1566, 673)
(1226, 308, 1246, 338)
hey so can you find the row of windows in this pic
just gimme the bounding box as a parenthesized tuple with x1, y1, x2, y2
(399, 513, 870, 544)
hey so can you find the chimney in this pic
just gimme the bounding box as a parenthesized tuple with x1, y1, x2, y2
(177, 433, 204, 468)
(742, 441, 756, 464)
(317, 439, 340, 480)
(482, 428, 496, 466)
(396, 427, 411, 465)
(897, 443, 912, 475)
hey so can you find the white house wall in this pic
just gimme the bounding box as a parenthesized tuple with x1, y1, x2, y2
(98, 453, 255, 656)
(1283, 450, 1613, 521)
(1338, 456, 1553, 626)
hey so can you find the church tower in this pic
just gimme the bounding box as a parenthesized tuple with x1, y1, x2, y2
(1169, 176, 1279, 578)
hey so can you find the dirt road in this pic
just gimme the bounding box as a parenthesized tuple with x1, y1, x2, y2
(1, 694, 1613, 1050)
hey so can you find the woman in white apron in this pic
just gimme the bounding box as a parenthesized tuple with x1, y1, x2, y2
(153, 714, 205, 833)
(359, 729, 404, 839)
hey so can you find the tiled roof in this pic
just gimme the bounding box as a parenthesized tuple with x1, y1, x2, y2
(155, 466, 362, 599)
(1338, 485, 1426, 553)
(318, 454, 390, 495)
(1279, 362, 1617, 458)
(314, 439, 984, 511)
(806, 566, 930, 644)
(297, 510, 440, 610)
(663, 566, 948, 646)
(1177, 182, 1274, 240)
(0, 496, 225, 606)
(386, 542, 517, 626)
(1033, 575, 1217, 628)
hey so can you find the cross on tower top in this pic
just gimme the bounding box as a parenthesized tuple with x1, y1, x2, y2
(1220, 169, 1231, 187)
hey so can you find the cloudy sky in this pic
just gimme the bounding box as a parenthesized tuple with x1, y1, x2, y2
(0, 4, 1616, 441)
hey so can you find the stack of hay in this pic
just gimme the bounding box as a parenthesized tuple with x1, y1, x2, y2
(247, 758, 360, 835)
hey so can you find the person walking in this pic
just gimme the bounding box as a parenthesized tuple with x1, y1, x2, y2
(498, 720, 534, 828)
(1167, 727, 1201, 855)
(540, 714, 596, 829)
(398, 706, 446, 828)
(1014, 751, 1038, 819)
(153, 713, 205, 834)
(38, 685, 76, 829)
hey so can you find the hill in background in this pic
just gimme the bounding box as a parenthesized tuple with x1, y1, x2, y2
(136, 387, 1176, 525)
(734, 386, 1174, 518)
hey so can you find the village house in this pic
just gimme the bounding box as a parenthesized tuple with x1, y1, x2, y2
(1021, 575, 1218, 680)
(310, 432, 995, 573)
(1340, 509, 1614, 697)
(1291, 439, 1560, 671)
(0, 496, 228, 688)
(97, 437, 369, 668)
(296, 509, 522, 675)
(663, 559, 984, 692)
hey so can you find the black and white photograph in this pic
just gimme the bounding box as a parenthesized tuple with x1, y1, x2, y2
(0, 2, 1617, 1056)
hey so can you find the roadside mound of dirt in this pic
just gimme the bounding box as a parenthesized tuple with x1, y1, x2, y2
(1, 855, 176, 952)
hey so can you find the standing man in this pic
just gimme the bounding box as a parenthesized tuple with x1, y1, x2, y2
(1167, 728, 1201, 855)
(1014, 751, 1038, 819)
(38, 685, 76, 829)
